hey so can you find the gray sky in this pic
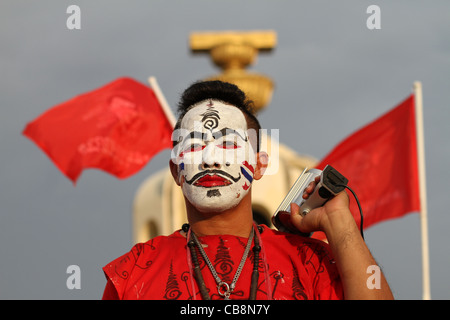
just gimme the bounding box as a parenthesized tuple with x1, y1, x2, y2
(1, 0, 449, 299)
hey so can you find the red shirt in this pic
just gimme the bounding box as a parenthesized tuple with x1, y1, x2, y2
(102, 225, 343, 300)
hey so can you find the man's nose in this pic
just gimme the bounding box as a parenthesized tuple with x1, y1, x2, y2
(201, 143, 221, 169)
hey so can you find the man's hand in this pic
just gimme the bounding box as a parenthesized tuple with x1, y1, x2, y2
(289, 176, 354, 236)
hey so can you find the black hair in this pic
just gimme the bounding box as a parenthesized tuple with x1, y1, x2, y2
(173, 80, 261, 151)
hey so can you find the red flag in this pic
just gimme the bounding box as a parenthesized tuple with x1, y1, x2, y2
(312, 95, 420, 239)
(23, 77, 173, 184)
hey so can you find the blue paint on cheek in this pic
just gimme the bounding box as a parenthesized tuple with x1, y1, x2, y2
(179, 162, 184, 171)
(240, 166, 253, 183)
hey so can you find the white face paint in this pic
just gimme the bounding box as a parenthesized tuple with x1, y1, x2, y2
(173, 100, 257, 213)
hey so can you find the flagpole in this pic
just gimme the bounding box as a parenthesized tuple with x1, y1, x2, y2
(148, 76, 176, 128)
(413, 81, 431, 300)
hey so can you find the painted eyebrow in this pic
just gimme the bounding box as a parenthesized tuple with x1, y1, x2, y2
(185, 131, 205, 140)
(172, 131, 204, 149)
(176, 131, 207, 150)
(212, 128, 248, 141)
(180, 128, 248, 144)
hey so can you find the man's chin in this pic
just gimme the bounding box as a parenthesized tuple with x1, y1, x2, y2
(195, 202, 239, 214)
(186, 196, 240, 214)
(182, 183, 251, 215)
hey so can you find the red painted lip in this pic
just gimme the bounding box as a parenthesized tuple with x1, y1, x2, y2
(194, 174, 231, 187)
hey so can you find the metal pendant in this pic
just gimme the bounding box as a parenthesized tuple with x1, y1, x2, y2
(217, 281, 231, 300)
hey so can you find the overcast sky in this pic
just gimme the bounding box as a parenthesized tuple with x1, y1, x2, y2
(1, 1, 449, 299)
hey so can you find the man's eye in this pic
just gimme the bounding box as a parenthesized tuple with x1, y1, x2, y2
(184, 143, 204, 153)
(191, 143, 204, 151)
(219, 141, 239, 149)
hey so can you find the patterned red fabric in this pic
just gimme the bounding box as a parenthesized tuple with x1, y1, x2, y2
(102, 225, 343, 300)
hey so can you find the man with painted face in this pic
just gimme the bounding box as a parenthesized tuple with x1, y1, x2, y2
(102, 80, 393, 300)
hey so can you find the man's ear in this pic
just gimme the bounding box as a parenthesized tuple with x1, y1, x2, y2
(169, 159, 181, 186)
(253, 151, 268, 181)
